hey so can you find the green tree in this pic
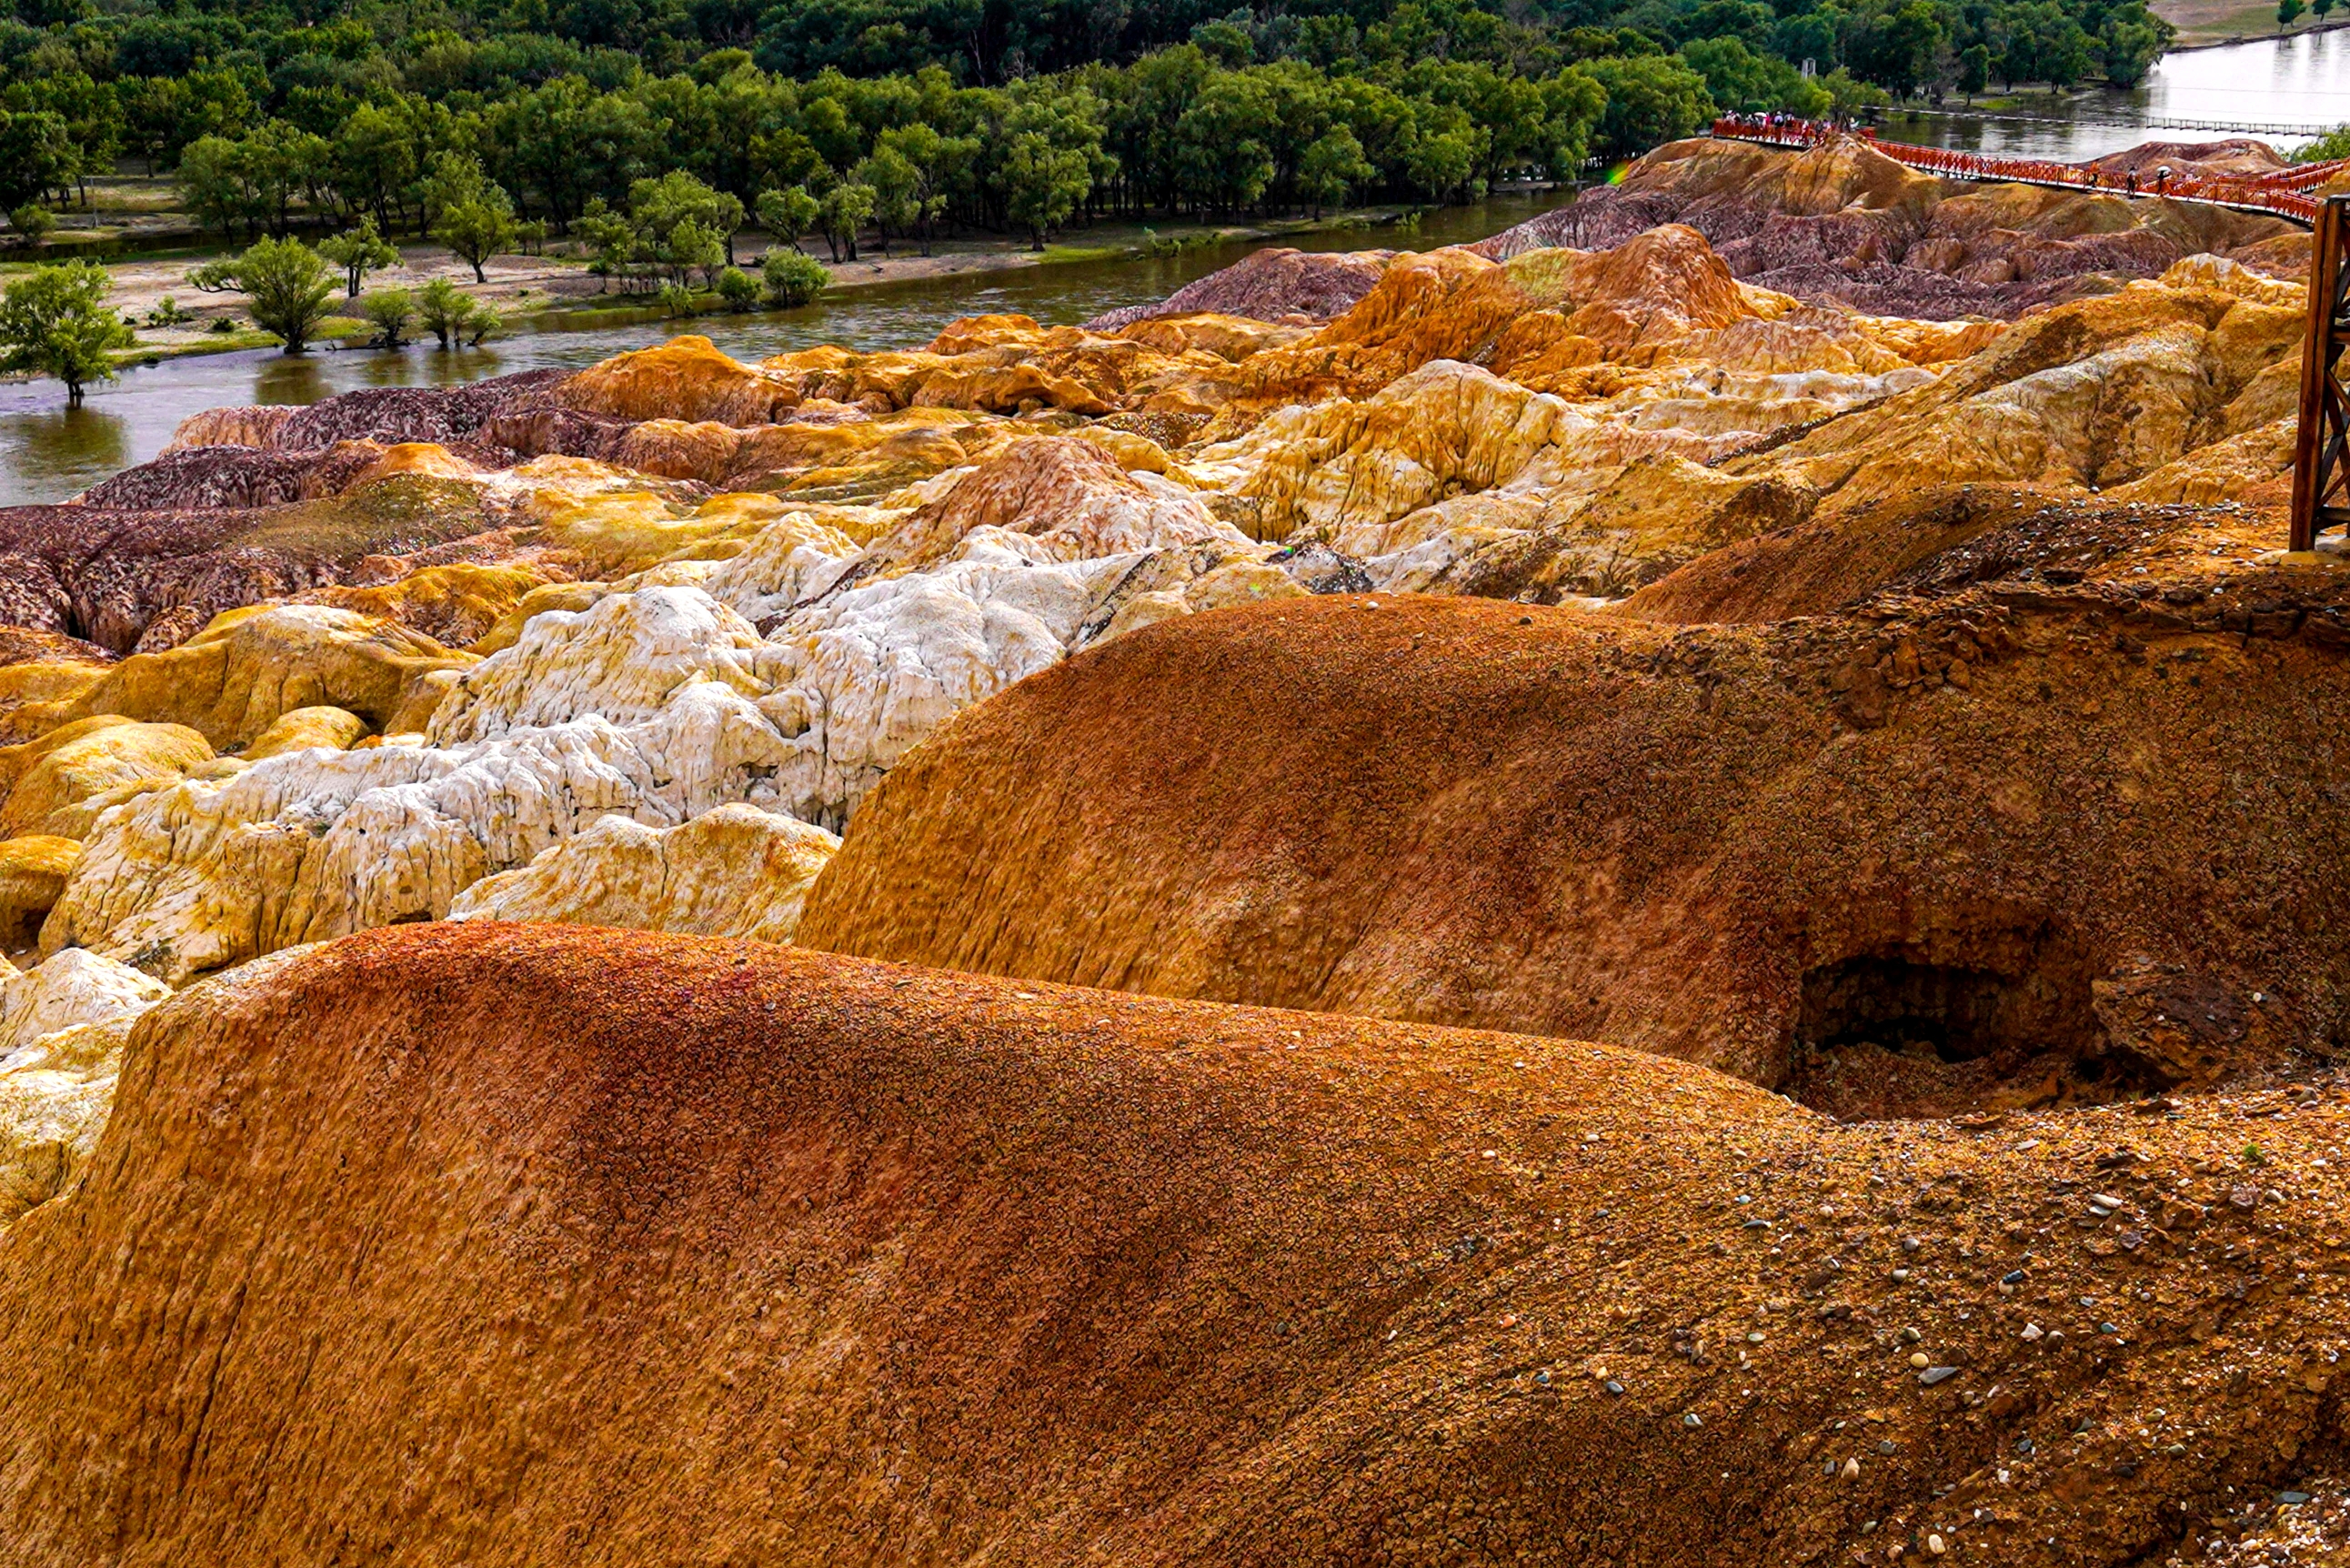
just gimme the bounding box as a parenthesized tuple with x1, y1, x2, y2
(752, 126, 826, 194)
(1877, 3, 1949, 97)
(417, 276, 473, 347)
(1297, 126, 1373, 216)
(716, 265, 758, 308)
(869, 122, 969, 254)
(0, 260, 131, 407)
(815, 179, 875, 260)
(2050, 23, 2099, 86)
(2296, 125, 2350, 163)
(2279, 0, 2305, 26)
(662, 215, 725, 284)
(331, 101, 427, 233)
(628, 169, 745, 264)
(1002, 82, 1116, 224)
(1536, 66, 1610, 180)
(1958, 44, 1992, 97)
(1999, 6, 2100, 90)
(482, 75, 658, 229)
(175, 134, 263, 237)
(856, 143, 924, 251)
(1822, 66, 1893, 116)
(17, 71, 122, 209)
(1191, 18, 1254, 66)
(245, 120, 333, 237)
(117, 78, 182, 176)
(761, 246, 828, 306)
(1000, 132, 1090, 245)
(10, 204, 53, 247)
(186, 236, 336, 354)
(0, 110, 71, 213)
(574, 196, 642, 292)
(1401, 104, 1481, 202)
(2102, 21, 2165, 85)
(176, 72, 256, 155)
(1172, 70, 1276, 215)
(756, 184, 819, 251)
(358, 286, 414, 348)
(175, 122, 330, 240)
(434, 181, 520, 284)
(1679, 37, 1833, 116)
(318, 215, 399, 299)
(1577, 56, 1714, 163)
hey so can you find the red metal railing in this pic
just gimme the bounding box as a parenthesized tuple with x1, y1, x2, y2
(1709, 117, 2326, 226)
(2254, 159, 2350, 193)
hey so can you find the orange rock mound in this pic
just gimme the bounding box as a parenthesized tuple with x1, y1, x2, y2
(0, 922, 2342, 1567)
(804, 590, 2350, 1112)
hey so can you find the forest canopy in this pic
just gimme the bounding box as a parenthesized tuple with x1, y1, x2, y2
(0, 0, 2174, 242)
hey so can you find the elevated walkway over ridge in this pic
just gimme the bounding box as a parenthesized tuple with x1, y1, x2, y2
(1709, 117, 2340, 227)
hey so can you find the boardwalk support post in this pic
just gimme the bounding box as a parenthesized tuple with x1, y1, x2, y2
(2291, 195, 2350, 554)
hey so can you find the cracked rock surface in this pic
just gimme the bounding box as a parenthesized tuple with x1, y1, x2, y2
(0, 131, 2340, 1567)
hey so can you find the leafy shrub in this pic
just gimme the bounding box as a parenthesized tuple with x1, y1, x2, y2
(715, 266, 758, 309)
(760, 248, 829, 308)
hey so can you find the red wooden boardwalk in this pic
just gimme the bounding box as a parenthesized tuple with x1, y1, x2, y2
(1709, 117, 2341, 227)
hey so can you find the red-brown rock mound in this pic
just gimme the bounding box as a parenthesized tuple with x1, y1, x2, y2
(1473, 137, 2301, 319)
(804, 591, 2350, 1111)
(0, 921, 2343, 1566)
(0, 485, 530, 656)
(166, 369, 572, 459)
(2084, 140, 2291, 182)
(1086, 246, 1395, 330)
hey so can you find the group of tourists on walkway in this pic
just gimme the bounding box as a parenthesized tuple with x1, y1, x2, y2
(1709, 115, 2319, 223)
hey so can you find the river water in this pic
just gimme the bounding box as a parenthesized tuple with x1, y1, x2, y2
(5, 31, 2340, 507)
(0, 196, 1552, 508)
(1890, 26, 2350, 160)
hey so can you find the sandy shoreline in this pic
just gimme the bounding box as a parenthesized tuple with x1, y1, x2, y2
(2154, 0, 2350, 48)
(61, 206, 1437, 369)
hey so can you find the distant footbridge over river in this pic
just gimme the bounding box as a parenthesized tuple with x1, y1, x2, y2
(1710, 117, 2344, 226)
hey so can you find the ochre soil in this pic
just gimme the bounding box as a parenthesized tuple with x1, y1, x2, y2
(3, 136, 2346, 1565)
(803, 587, 2350, 1116)
(0, 922, 2341, 1567)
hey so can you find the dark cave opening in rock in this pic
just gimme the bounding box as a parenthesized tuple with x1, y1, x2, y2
(1785, 944, 2149, 1120)
(0, 906, 44, 952)
(1800, 954, 2089, 1062)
